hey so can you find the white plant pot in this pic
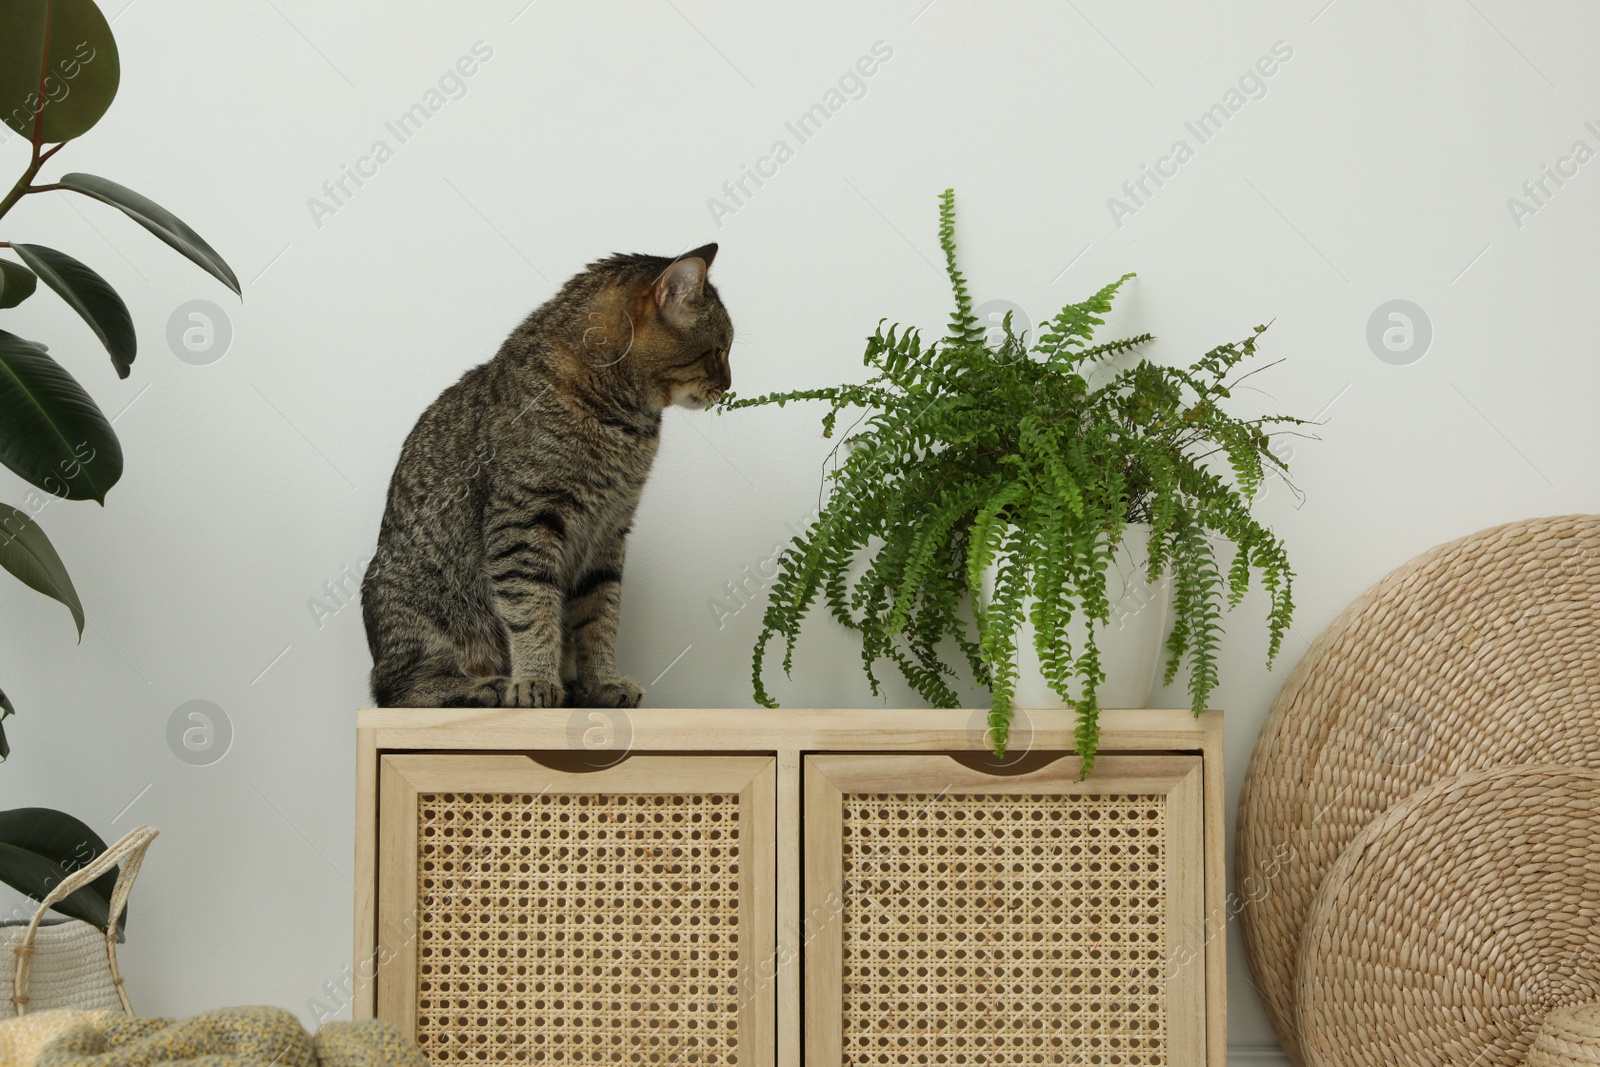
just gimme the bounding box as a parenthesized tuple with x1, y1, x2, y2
(979, 522, 1172, 710)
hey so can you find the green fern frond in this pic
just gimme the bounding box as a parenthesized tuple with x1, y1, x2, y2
(1036, 272, 1137, 362)
(720, 189, 1302, 770)
(938, 188, 986, 349)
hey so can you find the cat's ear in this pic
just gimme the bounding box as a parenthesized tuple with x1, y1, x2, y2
(655, 245, 716, 317)
(681, 242, 717, 269)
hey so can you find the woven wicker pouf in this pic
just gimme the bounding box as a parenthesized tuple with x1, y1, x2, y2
(1236, 514, 1600, 1064)
(1296, 765, 1600, 1067)
(1528, 1002, 1600, 1067)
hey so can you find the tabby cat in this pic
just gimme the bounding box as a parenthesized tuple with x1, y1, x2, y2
(362, 244, 732, 708)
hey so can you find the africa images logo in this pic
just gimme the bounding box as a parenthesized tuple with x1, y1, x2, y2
(1504, 121, 1600, 230)
(706, 41, 895, 227)
(1106, 40, 1294, 228)
(306, 41, 495, 229)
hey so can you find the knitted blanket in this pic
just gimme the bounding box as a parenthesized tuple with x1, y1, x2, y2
(9, 1007, 425, 1067)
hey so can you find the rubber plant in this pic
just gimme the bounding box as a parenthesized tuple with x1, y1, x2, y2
(720, 189, 1302, 773)
(0, 0, 237, 932)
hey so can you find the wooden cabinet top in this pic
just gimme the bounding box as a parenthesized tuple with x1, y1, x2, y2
(357, 706, 1221, 754)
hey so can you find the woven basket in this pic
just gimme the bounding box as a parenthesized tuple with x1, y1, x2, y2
(0, 825, 158, 1018)
(1235, 514, 1600, 1064)
(1528, 1003, 1600, 1067)
(1295, 765, 1600, 1067)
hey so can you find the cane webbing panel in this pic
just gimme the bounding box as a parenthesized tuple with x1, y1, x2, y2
(839, 791, 1170, 1065)
(414, 790, 743, 1065)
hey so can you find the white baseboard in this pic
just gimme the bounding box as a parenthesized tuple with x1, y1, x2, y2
(1229, 1049, 1291, 1067)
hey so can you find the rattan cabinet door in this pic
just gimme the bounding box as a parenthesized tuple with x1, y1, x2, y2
(378, 754, 776, 1067)
(804, 754, 1205, 1067)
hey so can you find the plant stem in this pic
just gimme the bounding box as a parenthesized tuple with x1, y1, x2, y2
(0, 142, 65, 225)
(0, 163, 41, 224)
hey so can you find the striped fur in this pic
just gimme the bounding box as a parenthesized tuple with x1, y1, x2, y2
(362, 245, 732, 708)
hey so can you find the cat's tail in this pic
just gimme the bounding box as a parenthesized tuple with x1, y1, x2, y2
(369, 638, 507, 708)
(364, 600, 444, 706)
(369, 653, 419, 707)
(371, 651, 478, 707)
(363, 551, 506, 707)
(362, 557, 449, 706)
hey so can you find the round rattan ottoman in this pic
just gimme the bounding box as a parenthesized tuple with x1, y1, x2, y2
(1296, 765, 1600, 1067)
(1236, 514, 1600, 1064)
(1528, 1002, 1600, 1067)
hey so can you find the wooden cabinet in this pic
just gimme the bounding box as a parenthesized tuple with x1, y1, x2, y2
(376, 754, 774, 1066)
(804, 754, 1205, 1067)
(356, 709, 1224, 1067)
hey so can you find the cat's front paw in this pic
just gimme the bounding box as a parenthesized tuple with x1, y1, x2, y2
(573, 678, 644, 709)
(500, 676, 565, 708)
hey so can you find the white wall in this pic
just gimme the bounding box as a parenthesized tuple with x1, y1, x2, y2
(1, 0, 1596, 1053)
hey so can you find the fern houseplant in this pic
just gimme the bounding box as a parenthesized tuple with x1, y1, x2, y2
(721, 190, 1302, 772)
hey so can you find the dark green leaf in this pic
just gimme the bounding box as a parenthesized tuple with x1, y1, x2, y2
(0, 506, 82, 636)
(12, 244, 134, 378)
(0, 688, 11, 761)
(0, 1, 120, 143)
(56, 174, 240, 295)
(0, 330, 122, 502)
(0, 261, 38, 310)
(0, 808, 123, 937)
